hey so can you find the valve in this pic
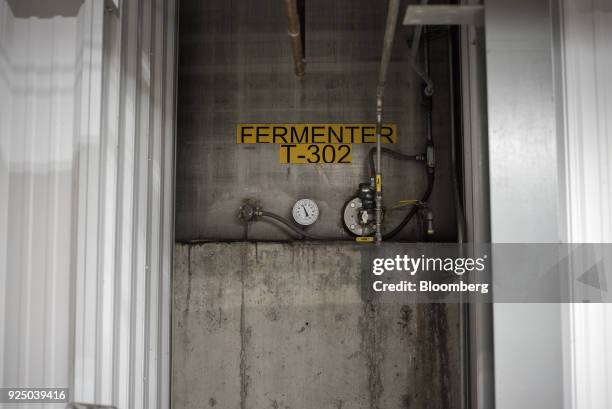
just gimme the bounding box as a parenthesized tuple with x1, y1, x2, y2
(342, 183, 380, 236)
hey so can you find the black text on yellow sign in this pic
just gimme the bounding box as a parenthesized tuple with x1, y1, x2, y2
(279, 144, 353, 164)
(236, 123, 397, 164)
(236, 123, 397, 144)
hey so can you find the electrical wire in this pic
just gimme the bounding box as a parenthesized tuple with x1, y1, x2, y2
(382, 172, 434, 240)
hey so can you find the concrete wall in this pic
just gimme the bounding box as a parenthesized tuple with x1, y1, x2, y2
(173, 243, 462, 409)
(175, 0, 456, 241)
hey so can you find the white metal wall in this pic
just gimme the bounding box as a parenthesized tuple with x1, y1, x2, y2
(0, 0, 79, 398)
(72, 0, 177, 407)
(557, 0, 612, 407)
(486, 0, 612, 408)
(0, 0, 176, 408)
(485, 0, 566, 408)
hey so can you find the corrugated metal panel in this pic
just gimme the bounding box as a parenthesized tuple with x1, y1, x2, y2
(72, 0, 176, 408)
(0, 0, 176, 407)
(558, 0, 612, 407)
(560, 0, 612, 242)
(0, 0, 79, 396)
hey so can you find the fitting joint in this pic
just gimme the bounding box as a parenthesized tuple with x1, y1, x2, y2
(238, 200, 262, 223)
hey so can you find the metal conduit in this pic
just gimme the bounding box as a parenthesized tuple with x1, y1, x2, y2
(375, 0, 401, 243)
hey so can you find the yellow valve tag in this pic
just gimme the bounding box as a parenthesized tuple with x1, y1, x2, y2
(356, 236, 375, 243)
(375, 175, 382, 192)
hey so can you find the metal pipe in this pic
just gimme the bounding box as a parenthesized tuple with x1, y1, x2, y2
(284, 0, 305, 77)
(448, 26, 470, 409)
(424, 28, 434, 143)
(375, 0, 401, 243)
(408, 0, 434, 95)
(448, 27, 466, 243)
(260, 211, 327, 240)
(368, 147, 423, 180)
(380, 27, 435, 240)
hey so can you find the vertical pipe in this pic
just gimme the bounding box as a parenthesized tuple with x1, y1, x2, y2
(448, 25, 471, 409)
(409, 0, 429, 62)
(424, 28, 433, 143)
(375, 0, 401, 243)
(297, 0, 305, 56)
(448, 27, 466, 243)
(284, 0, 305, 77)
(408, 0, 434, 96)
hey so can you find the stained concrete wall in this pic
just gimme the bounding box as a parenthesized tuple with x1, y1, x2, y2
(175, 0, 456, 241)
(173, 243, 461, 409)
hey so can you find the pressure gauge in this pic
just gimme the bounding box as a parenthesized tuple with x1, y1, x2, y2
(292, 199, 319, 226)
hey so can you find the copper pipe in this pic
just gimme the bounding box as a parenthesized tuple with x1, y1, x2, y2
(284, 0, 305, 77)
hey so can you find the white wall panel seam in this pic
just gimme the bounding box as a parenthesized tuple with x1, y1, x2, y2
(131, 0, 147, 406)
(73, 0, 105, 403)
(0, 1, 11, 389)
(22, 18, 33, 385)
(44, 16, 56, 389)
(164, 1, 178, 407)
(100, 4, 122, 405)
(116, 0, 138, 406)
(113, 0, 134, 405)
(148, 0, 159, 399)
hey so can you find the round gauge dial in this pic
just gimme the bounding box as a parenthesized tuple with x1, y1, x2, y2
(292, 199, 320, 226)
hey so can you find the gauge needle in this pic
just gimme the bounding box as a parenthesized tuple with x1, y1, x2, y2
(302, 206, 309, 217)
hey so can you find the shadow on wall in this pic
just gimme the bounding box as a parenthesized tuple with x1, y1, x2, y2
(6, 0, 82, 18)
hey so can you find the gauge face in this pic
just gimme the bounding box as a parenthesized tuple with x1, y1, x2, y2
(292, 199, 319, 226)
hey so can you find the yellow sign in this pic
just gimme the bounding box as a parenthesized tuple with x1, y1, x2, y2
(236, 123, 397, 164)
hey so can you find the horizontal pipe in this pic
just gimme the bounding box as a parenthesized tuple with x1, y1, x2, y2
(368, 147, 423, 179)
(261, 211, 328, 240)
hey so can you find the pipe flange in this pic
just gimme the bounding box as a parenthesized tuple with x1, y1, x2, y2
(343, 197, 377, 236)
(238, 200, 261, 223)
